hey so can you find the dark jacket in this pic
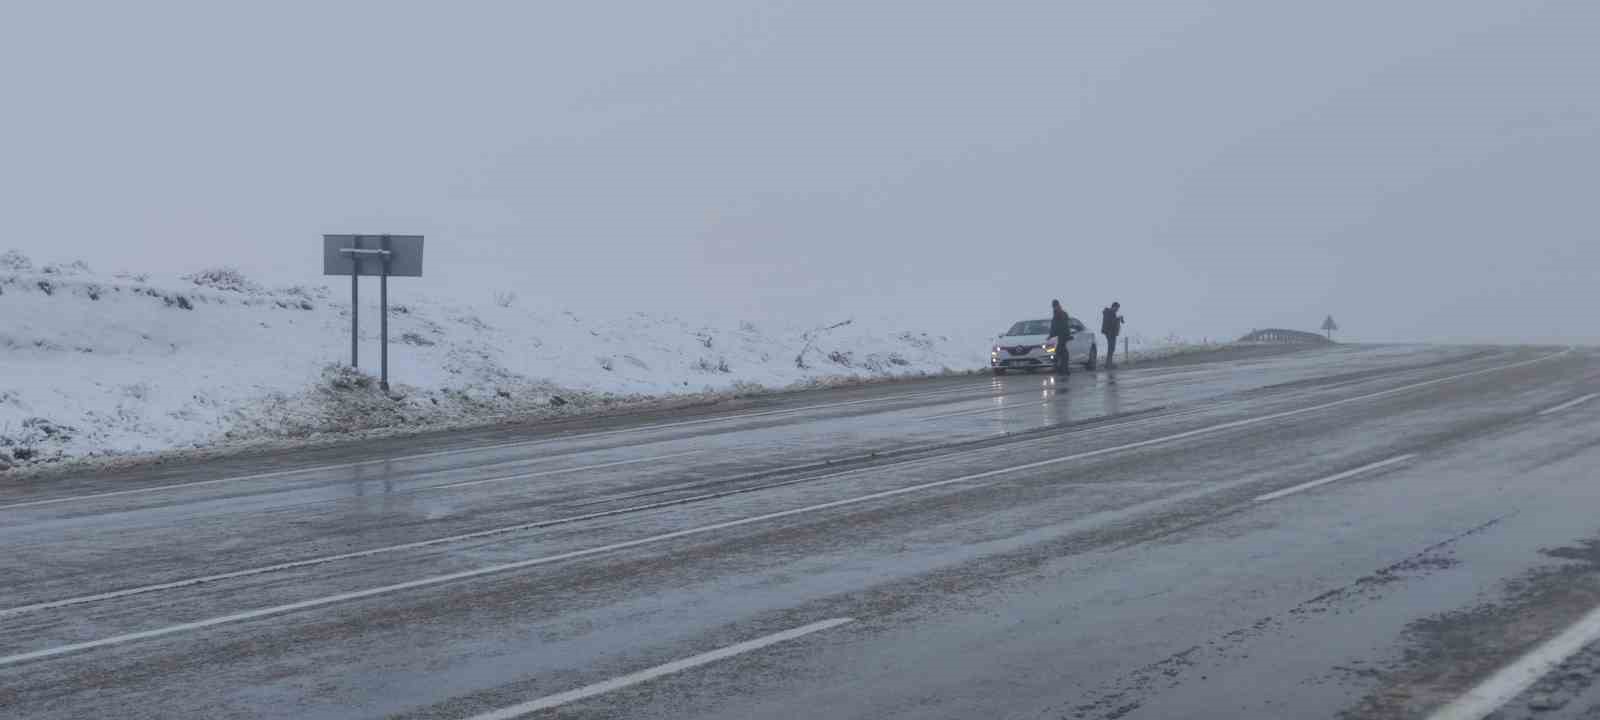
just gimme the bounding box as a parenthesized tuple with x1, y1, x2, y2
(1050, 307, 1073, 339)
(1101, 307, 1124, 336)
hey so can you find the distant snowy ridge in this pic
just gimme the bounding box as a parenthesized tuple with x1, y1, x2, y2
(0, 251, 997, 468)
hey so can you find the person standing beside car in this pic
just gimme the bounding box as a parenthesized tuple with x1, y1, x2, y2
(1101, 302, 1125, 368)
(1050, 299, 1073, 376)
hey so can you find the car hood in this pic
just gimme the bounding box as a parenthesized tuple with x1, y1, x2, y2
(996, 334, 1050, 346)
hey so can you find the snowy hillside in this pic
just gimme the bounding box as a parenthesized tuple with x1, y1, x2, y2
(0, 251, 994, 468)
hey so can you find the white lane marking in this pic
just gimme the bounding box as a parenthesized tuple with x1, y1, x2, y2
(0, 454, 945, 621)
(0, 449, 576, 513)
(918, 400, 1063, 422)
(923, 402, 1212, 424)
(1252, 455, 1416, 503)
(0, 350, 1566, 666)
(0, 449, 696, 516)
(524, 386, 974, 444)
(462, 618, 855, 719)
(923, 352, 1507, 424)
(1424, 603, 1600, 720)
(0, 386, 981, 512)
(563, 454, 911, 508)
(423, 450, 702, 491)
(564, 410, 1193, 508)
(572, 408, 1155, 508)
(0, 467, 362, 512)
(1539, 392, 1599, 416)
(0, 411, 1183, 618)
(912, 384, 1129, 422)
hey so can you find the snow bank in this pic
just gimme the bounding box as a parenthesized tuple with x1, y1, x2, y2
(0, 253, 990, 468)
(1114, 333, 1233, 364)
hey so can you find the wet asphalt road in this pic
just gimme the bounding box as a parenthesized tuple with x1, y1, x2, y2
(4, 344, 1600, 720)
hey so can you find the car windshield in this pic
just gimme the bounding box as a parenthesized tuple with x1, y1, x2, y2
(1005, 320, 1052, 336)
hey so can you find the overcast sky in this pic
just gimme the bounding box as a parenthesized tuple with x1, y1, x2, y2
(2, 1, 1594, 345)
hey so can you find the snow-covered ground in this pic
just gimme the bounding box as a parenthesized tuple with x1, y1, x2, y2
(0, 252, 992, 468)
(0, 251, 1213, 470)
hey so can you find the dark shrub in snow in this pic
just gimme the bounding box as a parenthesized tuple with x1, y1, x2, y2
(0, 250, 33, 272)
(42, 260, 91, 276)
(323, 364, 377, 391)
(184, 267, 261, 293)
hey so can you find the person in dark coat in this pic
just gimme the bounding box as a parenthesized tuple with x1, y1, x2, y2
(1101, 302, 1125, 368)
(1050, 299, 1073, 376)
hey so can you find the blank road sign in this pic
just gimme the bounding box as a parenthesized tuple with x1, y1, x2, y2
(322, 235, 425, 277)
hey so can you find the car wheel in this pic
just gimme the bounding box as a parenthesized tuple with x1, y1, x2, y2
(1086, 345, 1098, 371)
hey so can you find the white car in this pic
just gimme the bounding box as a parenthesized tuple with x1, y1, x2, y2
(990, 317, 1098, 375)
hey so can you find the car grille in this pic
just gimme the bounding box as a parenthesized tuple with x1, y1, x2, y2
(1005, 346, 1034, 356)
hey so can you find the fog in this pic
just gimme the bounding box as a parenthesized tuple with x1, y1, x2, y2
(2, 1, 1594, 345)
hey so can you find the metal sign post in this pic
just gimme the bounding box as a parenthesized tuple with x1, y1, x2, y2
(351, 258, 359, 368)
(323, 234, 425, 391)
(380, 236, 389, 388)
